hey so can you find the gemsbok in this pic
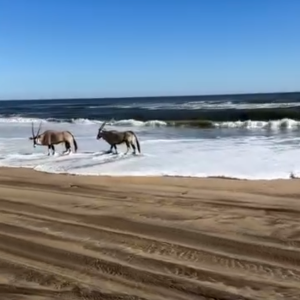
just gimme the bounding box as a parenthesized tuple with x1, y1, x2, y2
(29, 122, 78, 155)
(96, 121, 141, 155)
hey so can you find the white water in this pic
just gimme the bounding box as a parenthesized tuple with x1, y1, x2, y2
(94, 101, 300, 110)
(1, 118, 300, 180)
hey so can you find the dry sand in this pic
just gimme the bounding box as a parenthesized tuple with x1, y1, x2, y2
(0, 168, 300, 299)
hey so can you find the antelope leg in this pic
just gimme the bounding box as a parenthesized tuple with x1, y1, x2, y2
(113, 145, 118, 154)
(63, 141, 71, 154)
(131, 142, 136, 155)
(125, 141, 130, 155)
(105, 145, 114, 154)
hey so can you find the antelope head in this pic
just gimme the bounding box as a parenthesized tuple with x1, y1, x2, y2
(97, 121, 107, 140)
(29, 122, 42, 147)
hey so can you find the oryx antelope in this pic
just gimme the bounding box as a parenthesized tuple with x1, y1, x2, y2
(29, 122, 78, 155)
(96, 121, 141, 155)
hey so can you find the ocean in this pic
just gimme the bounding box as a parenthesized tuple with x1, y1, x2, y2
(1, 92, 300, 179)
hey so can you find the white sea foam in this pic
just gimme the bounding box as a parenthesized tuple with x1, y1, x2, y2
(1, 116, 300, 130)
(89, 101, 300, 110)
(0, 117, 168, 127)
(0, 117, 300, 180)
(215, 118, 300, 129)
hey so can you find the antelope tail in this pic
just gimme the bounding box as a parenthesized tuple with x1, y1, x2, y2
(73, 137, 78, 152)
(130, 131, 141, 153)
(67, 131, 78, 152)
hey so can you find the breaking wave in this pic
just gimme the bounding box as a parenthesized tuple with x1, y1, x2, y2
(215, 118, 300, 129)
(0, 116, 300, 130)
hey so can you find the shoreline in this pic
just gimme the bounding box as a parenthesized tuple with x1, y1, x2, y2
(0, 165, 297, 182)
(0, 165, 298, 186)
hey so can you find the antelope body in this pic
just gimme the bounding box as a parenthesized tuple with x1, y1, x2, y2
(97, 121, 141, 155)
(29, 122, 78, 155)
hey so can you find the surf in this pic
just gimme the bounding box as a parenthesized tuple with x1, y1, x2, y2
(0, 110, 300, 180)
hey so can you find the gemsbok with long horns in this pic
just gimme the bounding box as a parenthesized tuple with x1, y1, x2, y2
(96, 121, 141, 155)
(29, 122, 78, 155)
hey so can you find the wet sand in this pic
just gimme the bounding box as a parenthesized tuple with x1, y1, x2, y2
(0, 168, 300, 299)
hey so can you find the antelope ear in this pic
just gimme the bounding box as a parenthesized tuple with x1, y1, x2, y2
(29, 137, 34, 140)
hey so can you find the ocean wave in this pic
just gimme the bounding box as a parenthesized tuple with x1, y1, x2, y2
(0, 116, 300, 130)
(214, 118, 300, 129)
(0, 117, 46, 123)
(70, 118, 167, 127)
(0, 117, 168, 127)
(103, 101, 300, 111)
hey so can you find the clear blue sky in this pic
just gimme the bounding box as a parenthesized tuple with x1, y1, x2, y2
(1, 0, 300, 100)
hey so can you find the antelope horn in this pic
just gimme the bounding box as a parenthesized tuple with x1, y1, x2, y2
(31, 122, 35, 138)
(99, 121, 107, 132)
(36, 121, 42, 136)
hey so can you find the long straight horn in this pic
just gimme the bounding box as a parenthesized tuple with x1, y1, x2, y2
(99, 121, 107, 132)
(36, 121, 42, 136)
(31, 122, 35, 138)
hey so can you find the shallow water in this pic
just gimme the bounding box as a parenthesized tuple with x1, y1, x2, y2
(1, 118, 300, 179)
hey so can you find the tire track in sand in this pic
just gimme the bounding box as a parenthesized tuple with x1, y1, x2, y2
(1, 171, 300, 299)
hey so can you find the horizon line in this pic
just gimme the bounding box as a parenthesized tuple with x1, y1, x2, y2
(1, 90, 300, 102)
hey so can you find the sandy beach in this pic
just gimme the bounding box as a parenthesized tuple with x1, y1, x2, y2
(0, 169, 299, 299)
